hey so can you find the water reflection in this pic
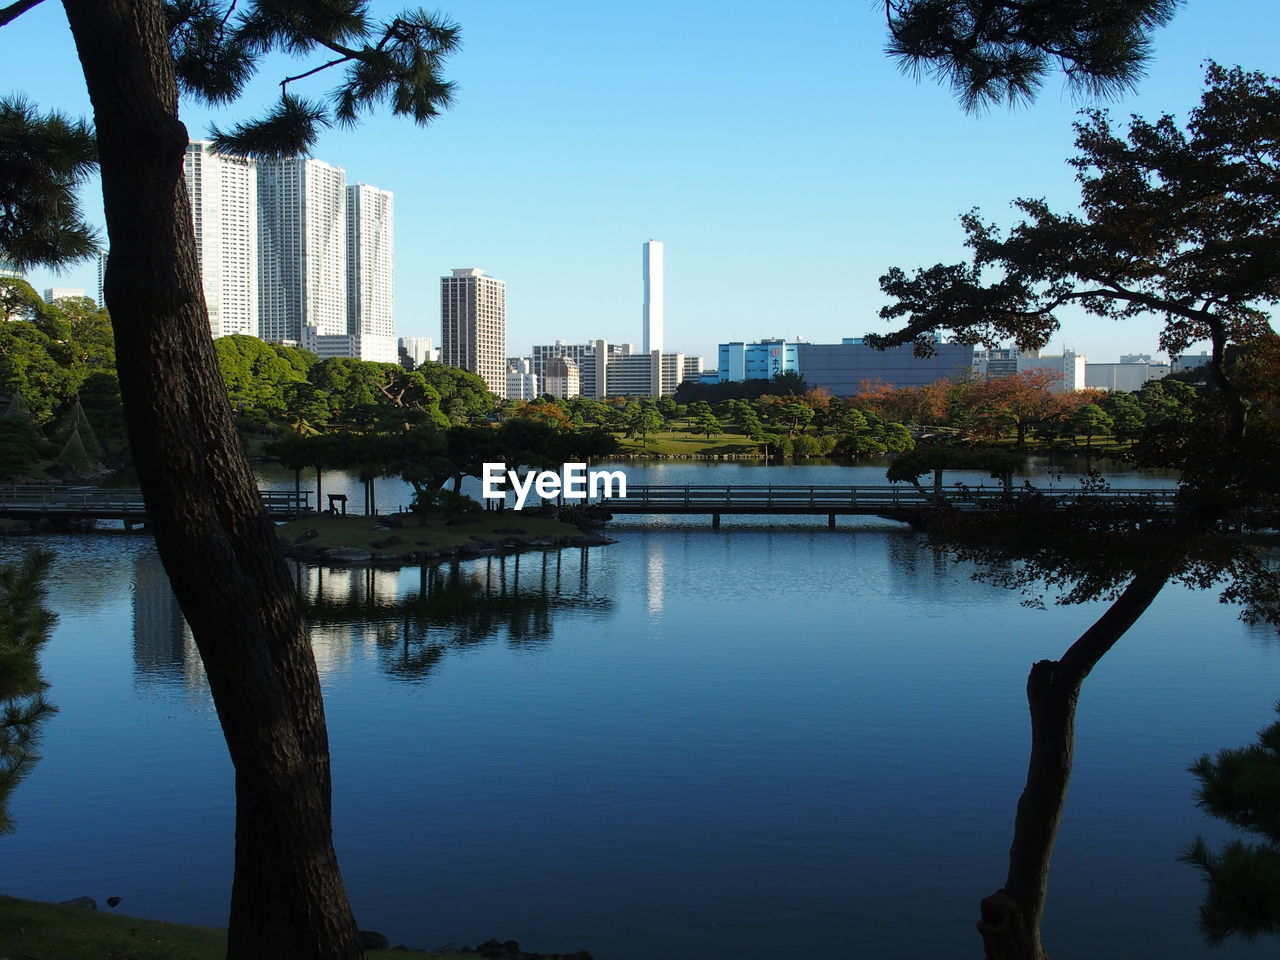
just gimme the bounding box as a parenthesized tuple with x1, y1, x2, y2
(298, 551, 613, 682)
(129, 549, 614, 688)
(131, 552, 204, 690)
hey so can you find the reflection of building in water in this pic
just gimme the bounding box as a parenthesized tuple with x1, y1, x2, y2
(132, 552, 205, 688)
(294, 563, 404, 673)
(645, 541, 664, 616)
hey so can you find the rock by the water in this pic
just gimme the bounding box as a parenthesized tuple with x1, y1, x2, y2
(59, 896, 97, 910)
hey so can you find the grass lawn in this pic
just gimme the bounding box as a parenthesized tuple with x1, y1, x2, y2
(276, 510, 588, 556)
(0, 894, 463, 960)
(613, 429, 761, 457)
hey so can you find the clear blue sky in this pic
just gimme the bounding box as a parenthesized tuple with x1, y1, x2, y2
(3, 1, 1276, 363)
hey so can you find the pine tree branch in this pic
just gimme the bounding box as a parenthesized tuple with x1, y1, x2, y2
(0, 0, 45, 28)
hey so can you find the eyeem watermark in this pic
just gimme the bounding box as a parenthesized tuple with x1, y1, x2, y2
(481, 463, 627, 511)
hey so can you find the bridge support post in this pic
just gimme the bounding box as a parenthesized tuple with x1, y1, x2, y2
(828, 514, 836, 530)
(712, 514, 720, 529)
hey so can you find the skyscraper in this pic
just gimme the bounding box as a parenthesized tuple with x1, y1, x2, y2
(642, 239, 663, 355)
(346, 183, 394, 341)
(441, 268, 506, 397)
(257, 156, 347, 343)
(184, 141, 258, 338)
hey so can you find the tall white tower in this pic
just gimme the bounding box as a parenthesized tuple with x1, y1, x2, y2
(257, 156, 347, 343)
(642, 239, 663, 355)
(184, 141, 258, 338)
(346, 183, 395, 340)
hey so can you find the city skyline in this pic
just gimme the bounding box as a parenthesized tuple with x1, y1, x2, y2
(3, 1, 1276, 363)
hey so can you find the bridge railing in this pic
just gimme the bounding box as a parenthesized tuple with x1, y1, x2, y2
(0, 485, 312, 516)
(595, 483, 1180, 511)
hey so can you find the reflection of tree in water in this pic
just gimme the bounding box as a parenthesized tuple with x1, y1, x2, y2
(0, 550, 58, 834)
(300, 549, 613, 681)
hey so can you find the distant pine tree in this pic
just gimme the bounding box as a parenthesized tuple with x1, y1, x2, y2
(0, 549, 58, 834)
(53, 397, 103, 462)
(56, 426, 99, 476)
(3, 390, 34, 426)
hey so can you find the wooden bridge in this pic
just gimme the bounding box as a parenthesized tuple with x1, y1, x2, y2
(0, 485, 311, 524)
(0, 482, 1182, 529)
(587, 483, 1180, 527)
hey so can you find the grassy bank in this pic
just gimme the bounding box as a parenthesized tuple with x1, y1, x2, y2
(613, 429, 761, 457)
(0, 894, 462, 960)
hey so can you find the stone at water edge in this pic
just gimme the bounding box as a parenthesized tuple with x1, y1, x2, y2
(59, 896, 96, 909)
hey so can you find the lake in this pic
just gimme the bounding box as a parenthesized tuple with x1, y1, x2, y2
(2, 459, 1270, 958)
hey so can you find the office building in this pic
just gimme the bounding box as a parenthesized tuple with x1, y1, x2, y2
(1172, 352, 1212, 373)
(345, 183, 395, 361)
(544, 356, 580, 399)
(1016, 350, 1086, 392)
(43, 287, 86, 304)
(531, 340, 635, 397)
(1085, 361, 1169, 392)
(717, 339, 800, 381)
(796, 341, 976, 395)
(643, 239, 663, 355)
(603, 351, 701, 398)
(441, 268, 506, 397)
(258, 156, 347, 344)
(399, 336, 437, 368)
(972, 347, 1023, 380)
(184, 141, 258, 338)
(506, 358, 539, 401)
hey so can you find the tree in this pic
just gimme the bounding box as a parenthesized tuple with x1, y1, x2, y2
(0, 2, 1196, 955)
(0, 3, 462, 957)
(1069, 402, 1113, 449)
(872, 66, 1280, 960)
(1181, 706, 1280, 947)
(693, 413, 722, 439)
(883, 0, 1183, 111)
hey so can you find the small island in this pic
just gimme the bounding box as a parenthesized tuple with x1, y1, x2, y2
(277, 509, 615, 568)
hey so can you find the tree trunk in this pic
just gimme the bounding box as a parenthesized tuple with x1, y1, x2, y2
(61, 3, 362, 957)
(977, 567, 1174, 960)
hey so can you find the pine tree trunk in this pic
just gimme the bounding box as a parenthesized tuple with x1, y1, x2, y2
(60, 2, 362, 957)
(977, 568, 1173, 960)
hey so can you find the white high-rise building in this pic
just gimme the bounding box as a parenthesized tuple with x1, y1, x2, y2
(257, 156, 347, 343)
(43, 287, 86, 304)
(97, 249, 108, 308)
(184, 141, 258, 338)
(346, 183, 395, 359)
(441, 268, 506, 398)
(642, 239, 663, 355)
(399, 336, 437, 368)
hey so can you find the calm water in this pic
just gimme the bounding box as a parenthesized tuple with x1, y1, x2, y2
(3, 461, 1271, 959)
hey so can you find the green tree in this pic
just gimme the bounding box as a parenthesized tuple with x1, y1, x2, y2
(1069, 403, 1113, 449)
(872, 66, 1280, 960)
(693, 413, 722, 439)
(214, 334, 312, 416)
(1101, 391, 1146, 441)
(0, 4, 463, 957)
(883, 0, 1182, 111)
(1181, 706, 1280, 946)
